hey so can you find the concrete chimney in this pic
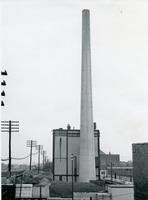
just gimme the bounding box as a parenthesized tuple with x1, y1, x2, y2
(79, 9, 96, 182)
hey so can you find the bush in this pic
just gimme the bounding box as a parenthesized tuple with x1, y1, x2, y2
(90, 180, 106, 187)
(22, 171, 52, 185)
(50, 181, 104, 197)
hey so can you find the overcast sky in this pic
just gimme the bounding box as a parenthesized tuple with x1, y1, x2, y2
(1, 0, 148, 165)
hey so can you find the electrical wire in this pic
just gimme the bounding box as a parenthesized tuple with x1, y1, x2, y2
(1, 151, 38, 161)
(1, 158, 9, 161)
(12, 154, 30, 160)
(12, 151, 38, 160)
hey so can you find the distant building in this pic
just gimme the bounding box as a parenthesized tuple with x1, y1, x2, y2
(107, 166, 133, 182)
(132, 143, 148, 200)
(97, 153, 120, 169)
(52, 124, 120, 182)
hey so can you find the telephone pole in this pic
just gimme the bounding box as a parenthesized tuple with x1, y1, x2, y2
(71, 154, 74, 200)
(36, 145, 43, 174)
(41, 150, 46, 170)
(27, 140, 37, 171)
(1, 120, 19, 176)
(111, 162, 113, 183)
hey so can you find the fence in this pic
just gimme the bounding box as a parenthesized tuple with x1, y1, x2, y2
(15, 197, 48, 200)
(2, 185, 16, 200)
(16, 198, 47, 200)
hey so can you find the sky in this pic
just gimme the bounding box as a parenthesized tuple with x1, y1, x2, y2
(1, 0, 148, 165)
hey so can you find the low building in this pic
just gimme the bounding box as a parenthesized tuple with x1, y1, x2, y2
(96, 153, 120, 170)
(108, 185, 134, 200)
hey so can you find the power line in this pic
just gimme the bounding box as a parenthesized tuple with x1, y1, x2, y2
(1, 152, 38, 161)
(1, 158, 9, 161)
(12, 155, 30, 160)
(12, 152, 38, 160)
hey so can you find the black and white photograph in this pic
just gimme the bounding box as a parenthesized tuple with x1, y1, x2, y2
(1, 0, 148, 199)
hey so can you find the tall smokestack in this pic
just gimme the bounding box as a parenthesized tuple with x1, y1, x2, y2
(79, 9, 96, 182)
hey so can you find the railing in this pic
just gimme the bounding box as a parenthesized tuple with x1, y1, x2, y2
(15, 198, 47, 200)
(2, 184, 16, 200)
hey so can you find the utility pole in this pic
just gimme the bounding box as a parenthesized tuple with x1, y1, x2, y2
(111, 162, 113, 183)
(8, 121, 11, 174)
(97, 128, 101, 180)
(41, 150, 46, 170)
(109, 152, 113, 183)
(44, 155, 48, 169)
(71, 154, 74, 200)
(74, 156, 77, 182)
(36, 145, 43, 174)
(1, 120, 19, 177)
(27, 140, 37, 171)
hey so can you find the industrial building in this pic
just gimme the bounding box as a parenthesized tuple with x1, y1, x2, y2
(132, 143, 148, 200)
(52, 124, 120, 182)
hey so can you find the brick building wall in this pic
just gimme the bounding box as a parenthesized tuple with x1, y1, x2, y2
(132, 143, 148, 200)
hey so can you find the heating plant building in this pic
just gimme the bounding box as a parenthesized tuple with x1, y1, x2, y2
(52, 124, 120, 182)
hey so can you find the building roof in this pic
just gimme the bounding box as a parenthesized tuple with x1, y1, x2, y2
(53, 128, 100, 137)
